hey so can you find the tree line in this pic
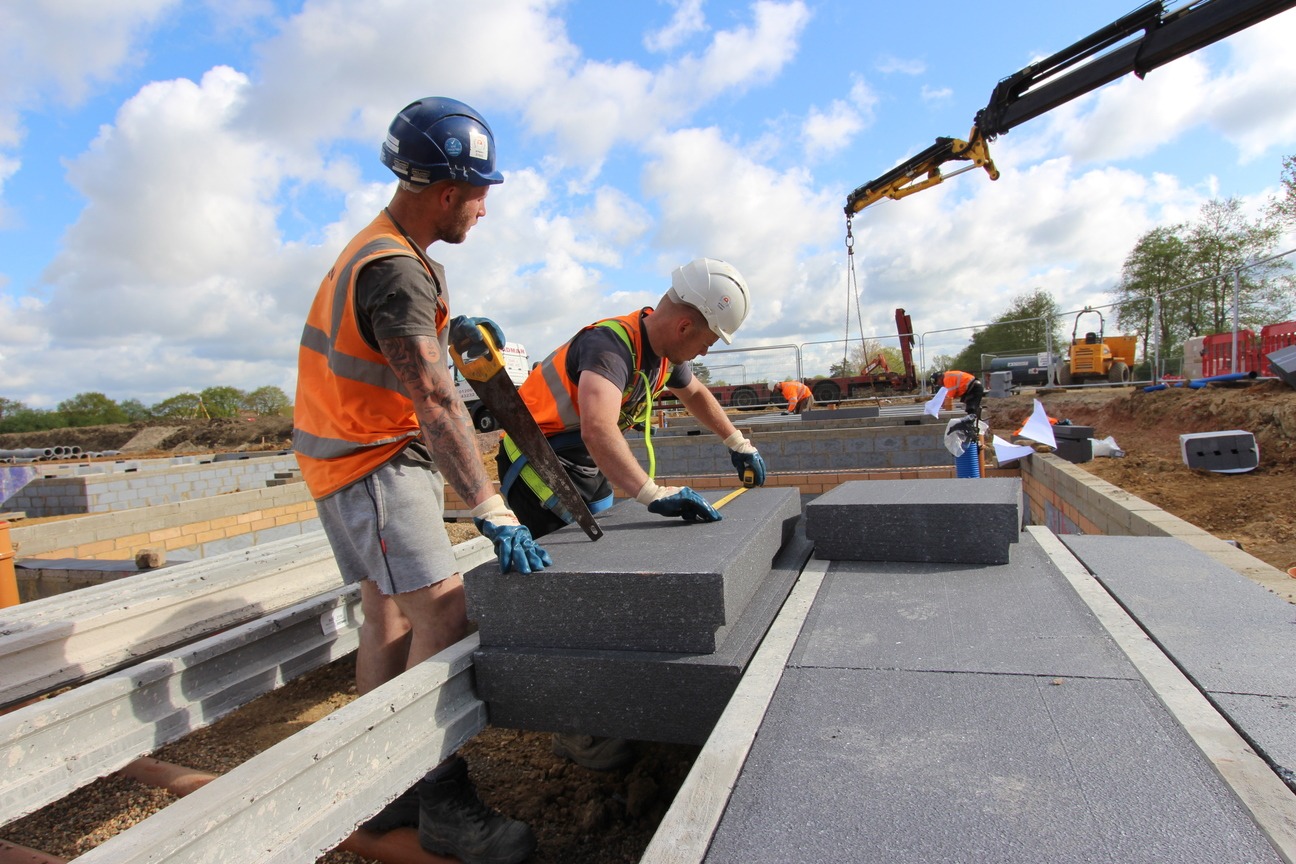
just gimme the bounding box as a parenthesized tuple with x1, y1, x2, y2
(0, 386, 292, 434)
(931, 154, 1296, 377)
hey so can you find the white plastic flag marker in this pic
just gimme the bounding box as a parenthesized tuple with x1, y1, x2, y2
(993, 435, 1036, 464)
(1018, 399, 1057, 448)
(924, 387, 950, 418)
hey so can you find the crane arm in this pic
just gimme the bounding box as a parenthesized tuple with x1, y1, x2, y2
(845, 0, 1296, 216)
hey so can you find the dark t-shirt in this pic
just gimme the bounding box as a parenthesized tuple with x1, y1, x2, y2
(352, 253, 448, 465)
(353, 255, 446, 350)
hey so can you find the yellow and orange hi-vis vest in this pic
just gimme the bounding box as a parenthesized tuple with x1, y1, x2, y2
(293, 212, 447, 499)
(517, 309, 671, 436)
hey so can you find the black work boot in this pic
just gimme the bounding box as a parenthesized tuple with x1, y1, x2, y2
(418, 758, 536, 864)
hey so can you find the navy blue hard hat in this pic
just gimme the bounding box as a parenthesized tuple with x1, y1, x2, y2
(380, 97, 504, 187)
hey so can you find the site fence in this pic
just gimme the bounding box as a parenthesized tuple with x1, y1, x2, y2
(917, 246, 1295, 393)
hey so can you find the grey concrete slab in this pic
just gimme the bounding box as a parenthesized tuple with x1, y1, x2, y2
(804, 477, 1021, 564)
(474, 532, 813, 744)
(1061, 536, 1296, 698)
(792, 535, 1137, 680)
(465, 487, 800, 653)
(705, 667, 1283, 864)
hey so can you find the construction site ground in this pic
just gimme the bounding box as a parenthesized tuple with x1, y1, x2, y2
(2, 379, 1294, 863)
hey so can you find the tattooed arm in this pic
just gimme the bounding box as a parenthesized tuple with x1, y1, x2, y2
(379, 333, 497, 508)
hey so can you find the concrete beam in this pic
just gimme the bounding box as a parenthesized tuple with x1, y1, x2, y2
(0, 534, 492, 708)
(71, 635, 485, 864)
(1, 586, 361, 825)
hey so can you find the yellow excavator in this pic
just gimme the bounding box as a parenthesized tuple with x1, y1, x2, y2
(845, 0, 1296, 217)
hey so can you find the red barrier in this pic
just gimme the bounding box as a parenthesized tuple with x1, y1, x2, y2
(1261, 320, 1296, 375)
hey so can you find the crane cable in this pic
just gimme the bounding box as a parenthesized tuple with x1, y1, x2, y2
(844, 217, 866, 373)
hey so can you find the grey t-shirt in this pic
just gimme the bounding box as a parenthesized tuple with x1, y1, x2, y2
(353, 254, 446, 351)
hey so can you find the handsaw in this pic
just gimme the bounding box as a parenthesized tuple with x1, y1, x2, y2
(449, 317, 603, 541)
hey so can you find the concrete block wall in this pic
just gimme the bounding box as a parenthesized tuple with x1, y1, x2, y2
(11, 480, 318, 561)
(1019, 451, 1292, 601)
(3, 454, 300, 517)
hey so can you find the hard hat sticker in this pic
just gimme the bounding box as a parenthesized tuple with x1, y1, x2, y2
(469, 130, 489, 160)
(444, 137, 463, 157)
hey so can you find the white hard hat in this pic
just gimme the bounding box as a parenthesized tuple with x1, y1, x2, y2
(668, 257, 750, 344)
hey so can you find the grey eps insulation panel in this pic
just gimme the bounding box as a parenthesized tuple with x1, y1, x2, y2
(703, 532, 1284, 863)
(474, 531, 814, 745)
(464, 487, 800, 653)
(804, 477, 1021, 564)
(791, 535, 1135, 680)
(1062, 534, 1296, 785)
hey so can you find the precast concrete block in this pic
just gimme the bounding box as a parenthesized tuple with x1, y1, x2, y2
(474, 531, 813, 744)
(805, 478, 1021, 564)
(464, 487, 801, 653)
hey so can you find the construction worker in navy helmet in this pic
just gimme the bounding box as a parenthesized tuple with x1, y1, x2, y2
(294, 96, 542, 864)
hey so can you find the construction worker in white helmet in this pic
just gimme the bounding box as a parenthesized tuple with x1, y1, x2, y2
(496, 256, 768, 771)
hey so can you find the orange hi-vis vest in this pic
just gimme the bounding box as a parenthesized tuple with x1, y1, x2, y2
(293, 212, 448, 499)
(940, 370, 976, 399)
(778, 380, 811, 408)
(517, 308, 671, 436)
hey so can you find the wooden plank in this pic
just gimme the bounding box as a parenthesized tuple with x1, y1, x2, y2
(640, 558, 828, 863)
(74, 635, 487, 864)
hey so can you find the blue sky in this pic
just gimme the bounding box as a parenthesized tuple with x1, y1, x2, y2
(2, 0, 1295, 408)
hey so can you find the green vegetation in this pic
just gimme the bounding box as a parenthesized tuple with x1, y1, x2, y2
(0, 385, 293, 434)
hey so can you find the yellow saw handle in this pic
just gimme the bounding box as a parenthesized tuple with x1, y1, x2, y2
(449, 317, 505, 384)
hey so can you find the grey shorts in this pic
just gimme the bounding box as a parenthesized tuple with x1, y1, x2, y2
(316, 449, 458, 596)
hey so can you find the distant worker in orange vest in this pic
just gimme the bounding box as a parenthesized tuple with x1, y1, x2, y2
(776, 379, 814, 414)
(929, 370, 985, 417)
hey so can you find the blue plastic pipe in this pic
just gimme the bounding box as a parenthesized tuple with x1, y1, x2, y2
(955, 442, 981, 478)
(1187, 371, 1258, 389)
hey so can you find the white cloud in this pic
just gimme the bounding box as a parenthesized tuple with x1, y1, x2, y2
(14, 65, 322, 404)
(642, 125, 843, 334)
(921, 85, 952, 104)
(875, 55, 924, 76)
(519, 1, 810, 173)
(645, 0, 707, 53)
(802, 101, 865, 158)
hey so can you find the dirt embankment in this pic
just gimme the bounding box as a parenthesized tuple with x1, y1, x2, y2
(0, 416, 296, 456)
(985, 379, 1296, 574)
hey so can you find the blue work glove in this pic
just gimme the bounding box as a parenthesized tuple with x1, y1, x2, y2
(723, 431, 767, 486)
(635, 481, 722, 523)
(461, 316, 505, 350)
(471, 495, 553, 574)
